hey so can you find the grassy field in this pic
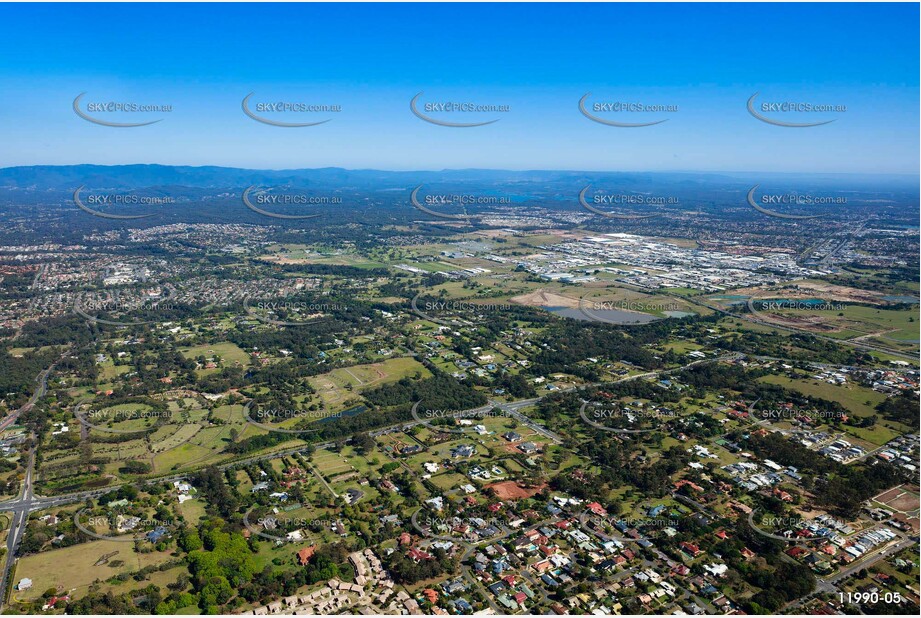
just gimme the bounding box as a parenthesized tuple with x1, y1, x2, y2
(258, 248, 387, 269)
(308, 357, 430, 411)
(749, 303, 919, 345)
(758, 374, 904, 446)
(87, 403, 159, 433)
(662, 341, 704, 354)
(98, 360, 132, 381)
(310, 448, 358, 478)
(178, 497, 207, 524)
(179, 342, 250, 367)
(12, 539, 174, 602)
(758, 375, 887, 418)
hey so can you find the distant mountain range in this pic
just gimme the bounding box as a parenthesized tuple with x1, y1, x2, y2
(0, 164, 916, 191)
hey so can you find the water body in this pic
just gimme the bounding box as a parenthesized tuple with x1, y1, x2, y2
(758, 298, 837, 307)
(318, 405, 366, 423)
(883, 295, 919, 304)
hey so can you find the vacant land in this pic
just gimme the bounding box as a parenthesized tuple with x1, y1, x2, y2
(308, 357, 430, 411)
(12, 539, 174, 602)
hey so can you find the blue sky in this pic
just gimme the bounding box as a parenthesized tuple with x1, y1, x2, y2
(0, 2, 917, 174)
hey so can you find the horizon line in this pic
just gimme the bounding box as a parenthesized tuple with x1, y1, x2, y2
(0, 163, 918, 179)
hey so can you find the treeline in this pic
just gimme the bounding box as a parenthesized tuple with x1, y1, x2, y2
(191, 466, 238, 519)
(225, 372, 487, 454)
(552, 441, 692, 503)
(363, 372, 487, 410)
(876, 392, 920, 429)
(718, 328, 873, 366)
(0, 345, 60, 409)
(529, 321, 667, 378)
(230, 371, 486, 454)
(384, 546, 455, 585)
(744, 433, 909, 517)
(16, 313, 96, 347)
(273, 262, 390, 277)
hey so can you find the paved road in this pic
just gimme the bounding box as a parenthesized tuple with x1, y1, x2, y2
(0, 451, 34, 605)
(0, 350, 742, 607)
(0, 354, 71, 605)
(409, 507, 562, 613)
(782, 535, 914, 612)
(0, 359, 59, 432)
(488, 353, 740, 446)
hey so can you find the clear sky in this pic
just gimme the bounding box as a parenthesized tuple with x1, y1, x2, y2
(0, 2, 917, 174)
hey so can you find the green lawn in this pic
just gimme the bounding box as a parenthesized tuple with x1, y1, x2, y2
(758, 375, 887, 418)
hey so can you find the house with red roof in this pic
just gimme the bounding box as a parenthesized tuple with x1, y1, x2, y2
(539, 544, 556, 557)
(586, 502, 608, 517)
(408, 548, 433, 562)
(296, 545, 317, 566)
(42, 596, 70, 611)
(671, 564, 690, 576)
(772, 487, 793, 502)
(675, 479, 704, 493)
(679, 542, 702, 557)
